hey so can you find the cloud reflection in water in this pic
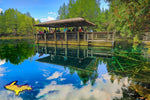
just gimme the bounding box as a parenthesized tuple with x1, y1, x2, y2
(37, 73, 131, 100)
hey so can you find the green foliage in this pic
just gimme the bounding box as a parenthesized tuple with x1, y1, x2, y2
(58, 0, 149, 38)
(0, 39, 35, 65)
(58, 0, 102, 31)
(108, 0, 150, 38)
(0, 8, 38, 36)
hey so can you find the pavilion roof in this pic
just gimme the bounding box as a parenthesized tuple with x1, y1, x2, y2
(34, 17, 95, 27)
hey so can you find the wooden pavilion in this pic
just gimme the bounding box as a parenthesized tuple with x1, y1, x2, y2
(34, 17, 115, 46)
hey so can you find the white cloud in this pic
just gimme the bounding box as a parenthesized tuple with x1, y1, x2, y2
(40, 16, 55, 22)
(37, 74, 131, 100)
(0, 59, 5, 65)
(0, 8, 3, 13)
(0, 60, 7, 77)
(60, 78, 66, 81)
(0, 67, 6, 77)
(46, 71, 62, 80)
(0, 90, 23, 100)
(48, 12, 56, 15)
(34, 18, 39, 21)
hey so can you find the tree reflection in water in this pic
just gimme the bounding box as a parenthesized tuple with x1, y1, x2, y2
(0, 39, 35, 65)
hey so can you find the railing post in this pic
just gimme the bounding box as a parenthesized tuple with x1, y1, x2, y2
(107, 32, 109, 42)
(36, 33, 38, 43)
(77, 32, 80, 45)
(54, 32, 56, 44)
(113, 31, 115, 42)
(44, 33, 47, 43)
(92, 32, 94, 41)
(84, 32, 86, 41)
(87, 33, 89, 41)
(65, 32, 67, 44)
(95, 33, 97, 39)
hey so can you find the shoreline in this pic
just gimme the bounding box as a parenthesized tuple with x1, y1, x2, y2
(0, 36, 34, 40)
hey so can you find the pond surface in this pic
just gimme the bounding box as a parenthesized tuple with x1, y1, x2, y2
(0, 39, 150, 100)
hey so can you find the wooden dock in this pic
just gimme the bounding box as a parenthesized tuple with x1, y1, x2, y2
(35, 31, 115, 47)
(34, 18, 115, 47)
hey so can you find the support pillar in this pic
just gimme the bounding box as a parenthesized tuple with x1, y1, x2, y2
(77, 32, 80, 45)
(92, 32, 94, 41)
(54, 32, 56, 44)
(87, 34, 89, 41)
(44, 33, 47, 43)
(36, 34, 38, 43)
(107, 32, 109, 42)
(84, 32, 86, 41)
(65, 32, 67, 44)
(112, 32, 115, 42)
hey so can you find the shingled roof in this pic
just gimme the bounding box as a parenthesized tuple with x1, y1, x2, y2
(34, 17, 95, 27)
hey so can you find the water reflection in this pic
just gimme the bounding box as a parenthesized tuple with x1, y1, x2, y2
(0, 39, 35, 65)
(0, 40, 150, 99)
(35, 42, 150, 99)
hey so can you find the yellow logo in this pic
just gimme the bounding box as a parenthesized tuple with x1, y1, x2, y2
(5, 81, 32, 96)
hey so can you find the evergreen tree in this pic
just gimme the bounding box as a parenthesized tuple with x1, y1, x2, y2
(0, 8, 39, 36)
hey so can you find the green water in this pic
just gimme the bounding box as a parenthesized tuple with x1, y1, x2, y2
(0, 39, 150, 100)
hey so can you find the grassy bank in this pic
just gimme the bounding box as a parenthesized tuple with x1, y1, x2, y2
(0, 36, 34, 40)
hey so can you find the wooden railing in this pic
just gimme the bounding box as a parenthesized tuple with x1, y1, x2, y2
(34, 31, 115, 44)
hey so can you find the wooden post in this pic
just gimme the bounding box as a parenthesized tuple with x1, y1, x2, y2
(36, 33, 38, 43)
(96, 33, 97, 39)
(44, 33, 47, 43)
(54, 32, 56, 44)
(84, 32, 86, 41)
(65, 32, 67, 44)
(146, 32, 148, 41)
(113, 31, 115, 42)
(77, 32, 80, 45)
(107, 32, 109, 42)
(87, 33, 89, 41)
(92, 32, 94, 41)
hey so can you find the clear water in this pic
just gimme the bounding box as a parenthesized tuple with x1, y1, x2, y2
(0, 39, 150, 100)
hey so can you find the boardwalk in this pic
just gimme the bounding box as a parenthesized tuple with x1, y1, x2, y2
(34, 18, 115, 47)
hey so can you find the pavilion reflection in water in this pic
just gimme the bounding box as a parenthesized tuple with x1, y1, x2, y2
(36, 44, 113, 85)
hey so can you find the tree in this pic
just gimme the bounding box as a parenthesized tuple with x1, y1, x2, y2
(107, 0, 150, 39)
(58, 0, 101, 31)
(0, 12, 5, 35)
(0, 8, 38, 36)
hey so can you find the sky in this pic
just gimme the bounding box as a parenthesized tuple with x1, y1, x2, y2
(0, 0, 109, 22)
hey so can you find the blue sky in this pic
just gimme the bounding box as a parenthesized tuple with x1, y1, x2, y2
(0, 0, 109, 22)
